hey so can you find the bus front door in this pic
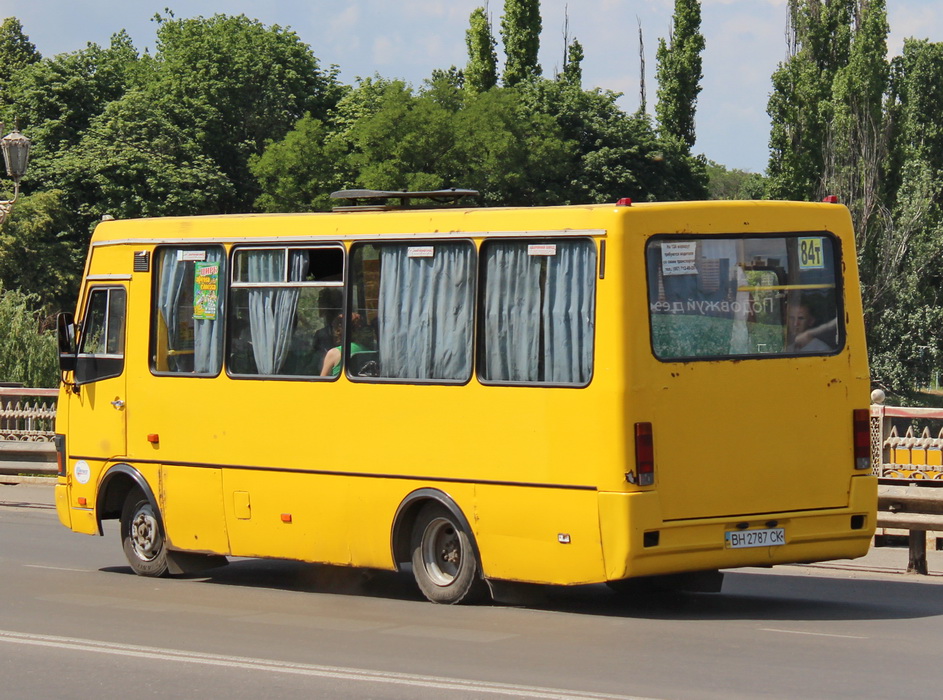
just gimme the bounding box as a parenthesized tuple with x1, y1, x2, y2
(66, 285, 129, 532)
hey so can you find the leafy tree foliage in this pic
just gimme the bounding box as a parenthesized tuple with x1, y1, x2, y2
(655, 0, 705, 150)
(0, 190, 82, 312)
(0, 283, 58, 387)
(500, 0, 541, 86)
(0, 17, 40, 112)
(465, 7, 498, 96)
(705, 161, 765, 200)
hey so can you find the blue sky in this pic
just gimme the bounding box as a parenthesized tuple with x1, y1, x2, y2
(3, 1, 942, 174)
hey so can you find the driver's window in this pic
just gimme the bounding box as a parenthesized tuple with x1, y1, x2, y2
(76, 287, 127, 384)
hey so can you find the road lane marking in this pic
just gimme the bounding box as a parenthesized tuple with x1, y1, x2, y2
(0, 629, 657, 700)
(759, 628, 868, 639)
(24, 565, 91, 573)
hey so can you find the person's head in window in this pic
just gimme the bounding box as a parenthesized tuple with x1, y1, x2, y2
(786, 299, 832, 352)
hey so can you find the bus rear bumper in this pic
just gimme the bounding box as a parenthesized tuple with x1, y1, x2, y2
(599, 476, 877, 581)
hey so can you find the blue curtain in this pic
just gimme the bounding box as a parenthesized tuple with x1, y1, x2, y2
(377, 244, 474, 380)
(156, 247, 224, 374)
(482, 241, 595, 384)
(247, 250, 308, 375)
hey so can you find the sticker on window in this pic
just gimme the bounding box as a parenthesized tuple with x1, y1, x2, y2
(528, 244, 557, 256)
(193, 263, 220, 321)
(177, 250, 207, 262)
(407, 246, 434, 258)
(798, 237, 825, 270)
(661, 242, 697, 276)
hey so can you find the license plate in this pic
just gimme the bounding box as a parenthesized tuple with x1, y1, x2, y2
(725, 528, 785, 549)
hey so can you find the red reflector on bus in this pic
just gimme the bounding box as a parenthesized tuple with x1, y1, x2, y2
(635, 422, 655, 486)
(853, 409, 870, 470)
(281, 513, 293, 523)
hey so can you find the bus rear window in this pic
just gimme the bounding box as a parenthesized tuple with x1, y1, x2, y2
(646, 234, 843, 360)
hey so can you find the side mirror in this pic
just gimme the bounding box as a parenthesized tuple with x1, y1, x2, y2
(57, 312, 77, 372)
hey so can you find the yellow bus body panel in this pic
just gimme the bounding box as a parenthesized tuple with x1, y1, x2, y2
(56, 200, 876, 586)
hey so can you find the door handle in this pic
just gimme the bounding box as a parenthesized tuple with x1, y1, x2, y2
(111, 398, 125, 409)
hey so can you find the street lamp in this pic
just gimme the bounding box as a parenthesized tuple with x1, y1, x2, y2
(0, 122, 31, 225)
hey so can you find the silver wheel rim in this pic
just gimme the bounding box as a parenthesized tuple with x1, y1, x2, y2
(420, 517, 461, 586)
(130, 507, 160, 562)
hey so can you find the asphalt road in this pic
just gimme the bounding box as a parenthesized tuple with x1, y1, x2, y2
(2, 482, 943, 700)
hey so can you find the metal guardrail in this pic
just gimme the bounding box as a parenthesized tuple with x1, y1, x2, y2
(0, 388, 58, 478)
(872, 402, 943, 573)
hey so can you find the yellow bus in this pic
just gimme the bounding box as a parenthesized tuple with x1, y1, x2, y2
(54, 191, 876, 604)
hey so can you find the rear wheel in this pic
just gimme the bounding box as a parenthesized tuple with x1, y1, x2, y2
(120, 491, 169, 577)
(410, 503, 487, 604)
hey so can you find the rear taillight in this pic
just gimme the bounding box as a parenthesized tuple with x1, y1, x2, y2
(853, 409, 870, 470)
(54, 433, 66, 477)
(635, 422, 655, 486)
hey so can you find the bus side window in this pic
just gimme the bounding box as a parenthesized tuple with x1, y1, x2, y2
(228, 246, 344, 378)
(478, 239, 596, 386)
(151, 246, 225, 375)
(349, 242, 474, 383)
(75, 287, 126, 385)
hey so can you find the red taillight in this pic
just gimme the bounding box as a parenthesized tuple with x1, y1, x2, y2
(853, 409, 870, 470)
(635, 422, 655, 486)
(616, 197, 633, 206)
(54, 433, 66, 477)
(823, 195, 839, 203)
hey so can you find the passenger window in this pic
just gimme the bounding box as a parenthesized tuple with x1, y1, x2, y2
(349, 242, 475, 382)
(151, 247, 226, 375)
(76, 287, 126, 385)
(478, 239, 596, 386)
(228, 246, 344, 377)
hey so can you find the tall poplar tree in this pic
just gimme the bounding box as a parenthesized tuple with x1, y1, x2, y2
(0, 18, 40, 121)
(500, 0, 541, 86)
(654, 0, 705, 151)
(465, 7, 498, 96)
(766, 0, 854, 200)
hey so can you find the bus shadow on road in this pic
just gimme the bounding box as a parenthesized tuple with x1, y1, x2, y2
(493, 569, 943, 622)
(102, 557, 943, 622)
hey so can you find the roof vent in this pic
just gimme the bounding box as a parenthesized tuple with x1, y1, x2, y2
(330, 188, 479, 212)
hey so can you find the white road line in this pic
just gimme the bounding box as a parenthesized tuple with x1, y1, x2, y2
(759, 628, 868, 639)
(23, 565, 90, 573)
(0, 629, 655, 700)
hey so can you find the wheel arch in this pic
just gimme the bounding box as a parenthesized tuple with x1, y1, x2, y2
(96, 463, 161, 537)
(390, 488, 481, 573)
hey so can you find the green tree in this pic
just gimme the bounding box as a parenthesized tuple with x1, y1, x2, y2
(0, 283, 58, 387)
(56, 89, 235, 222)
(766, 0, 854, 200)
(465, 7, 498, 96)
(655, 0, 705, 151)
(250, 115, 350, 212)
(148, 13, 343, 212)
(0, 190, 82, 312)
(0, 17, 40, 113)
(562, 39, 584, 87)
(500, 0, 542, 86)
(705, 161, 765, 200)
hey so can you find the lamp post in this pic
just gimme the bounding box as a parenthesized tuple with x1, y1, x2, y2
(0, 122, 31, 225)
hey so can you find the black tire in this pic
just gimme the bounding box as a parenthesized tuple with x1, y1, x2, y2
(120, 491, 169, 577)
(410, 503, 487, 604)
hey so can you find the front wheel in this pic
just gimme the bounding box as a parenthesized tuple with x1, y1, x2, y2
(120, 491, 169, 577)
(410, 503, 487, 604)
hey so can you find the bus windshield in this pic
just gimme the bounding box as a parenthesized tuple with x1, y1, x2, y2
(646, 233, 842, 360)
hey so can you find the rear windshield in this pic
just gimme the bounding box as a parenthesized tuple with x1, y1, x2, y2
(646, 234, 843, 360)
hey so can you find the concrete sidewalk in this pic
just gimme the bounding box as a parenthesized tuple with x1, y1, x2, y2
(3, 479, 942, 580)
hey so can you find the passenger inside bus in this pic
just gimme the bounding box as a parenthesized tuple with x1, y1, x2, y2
(785, 299, 833, 352)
